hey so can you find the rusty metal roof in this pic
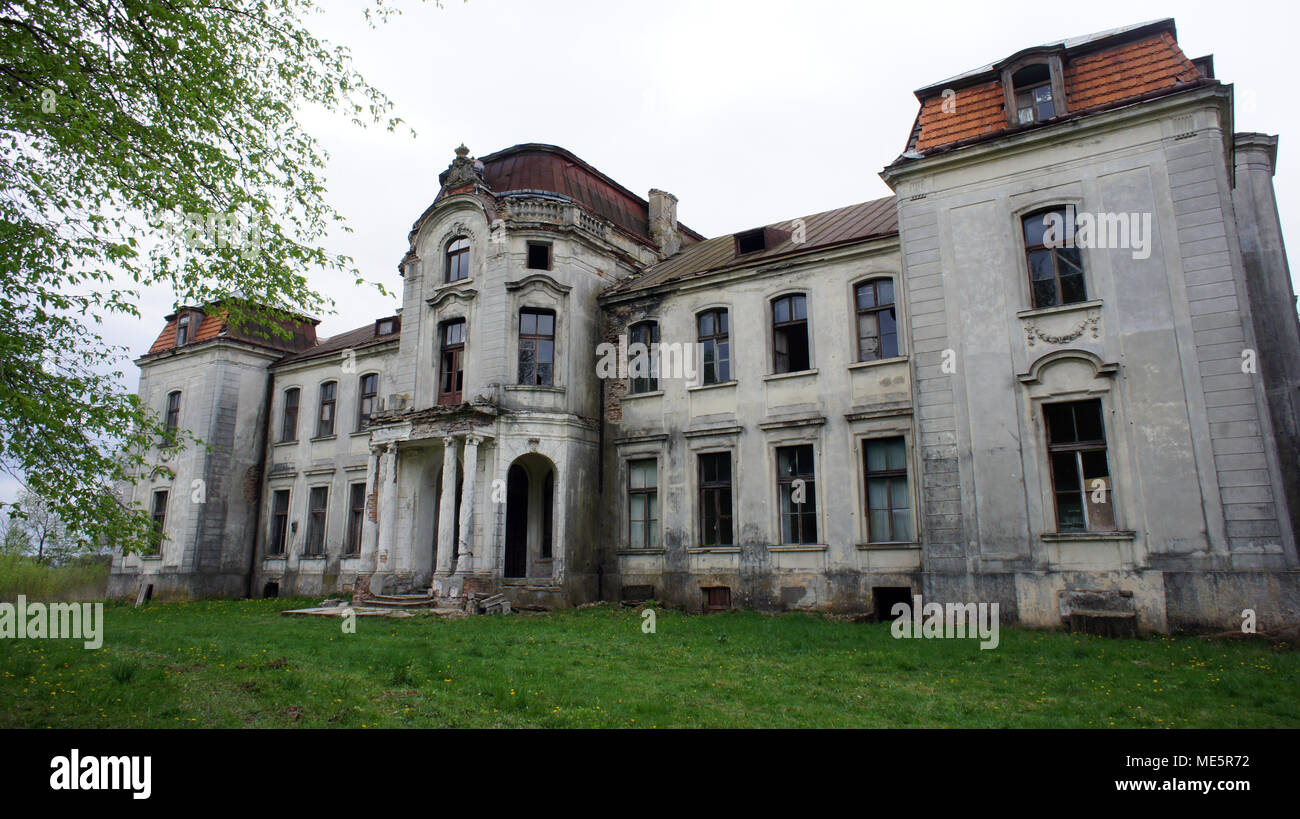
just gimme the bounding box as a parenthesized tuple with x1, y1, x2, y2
(603, 195, 898, 298)
(470, 144, 704, 246)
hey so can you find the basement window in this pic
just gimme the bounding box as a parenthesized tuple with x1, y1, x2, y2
(873, 586, 912, 622)
(526, 242, 552, 271)
(703, 586, 731, 612)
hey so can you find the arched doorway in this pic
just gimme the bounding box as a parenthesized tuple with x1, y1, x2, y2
(503, 453, 556, 579)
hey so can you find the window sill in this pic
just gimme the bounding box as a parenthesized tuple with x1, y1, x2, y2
(622, 389, 663, 401)
(504, 384, 565, 394)
(687, 380, 737, 392)
(350, 430, 371, 438)
(763, 368, 818, 382)
(617, 548, 666, 556)
(340, 553, 361, 560)
(272, 439, 299, 447)
(1016, 299, 1102, 320)
(299, 554, 327, 560)
(769, 544, 827, 552)
(310, 435, 337, 443)
(856, 541, 922, 551)
(263, 554, 287, 561)
(688, 546, 741, 554)
(1041, 530, 1135, 542)
(847, 356, 907, 371)
(139, 554, 163, 561)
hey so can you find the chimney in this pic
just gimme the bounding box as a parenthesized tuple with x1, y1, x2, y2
(648, 189, 681, 257)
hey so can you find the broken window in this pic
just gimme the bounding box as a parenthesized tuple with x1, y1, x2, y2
(777, 444, 817, 544)
(855, 279, 899, 361)
(316, 380, 337, 438)
(163, 390, 181, 447)
(445, 236, 470, 282)
(526, 241, 552, 271)
(305, 486, 328, 556)
(280, 387, 299, 442)
(518, 308, 555, 386)
(1012, 63, 1055, 124)
(735, 228, 766, 255)
(149, 490, 168, 554)
(772, 294, 810, 373)
(628, 458, 658, 549)
(1044, 399, 1116, 532)
(1024, 206, 1086, 309)
(439, 319, 466, 405)
(699, 452, 733, 546)
(357, 372, 378, 429)
(628, 321, 659, 394)
(698, 309, 731, 385)
(864, 437, 911, 542)
(345, 482, 365, 556)
(269, 489, 290, 555)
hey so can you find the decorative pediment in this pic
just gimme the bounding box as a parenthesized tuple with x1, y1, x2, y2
(1018, 349, 1118, 385)
(505, 273, 571, 298)
(426, 287, 478, 311)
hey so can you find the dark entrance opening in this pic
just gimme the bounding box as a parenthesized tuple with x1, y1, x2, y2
(263, 581, 279, 598)
(504, 463, 529, 578)
(873, 586, 913, 622)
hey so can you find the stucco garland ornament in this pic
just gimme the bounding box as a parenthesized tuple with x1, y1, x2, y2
(1024, 311, 1100, 347)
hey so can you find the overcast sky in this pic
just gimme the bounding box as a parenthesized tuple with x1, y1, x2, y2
(16, 0, 1291, 506)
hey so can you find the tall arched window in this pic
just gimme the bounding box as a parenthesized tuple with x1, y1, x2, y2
(280, 387, 300, 442)
(854, 279, 899, 361)
(1023, 206, 1086, 308)
(163, 391, 182, 446)
(445, 236, 470, 282)
(316, 381, 337, 437)
(357, 373, 378, 429)
(697, 309, 730, 385)
(628, 321, 659, 394)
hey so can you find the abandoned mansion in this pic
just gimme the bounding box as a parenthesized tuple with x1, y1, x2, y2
(110, 19, 1300, 631)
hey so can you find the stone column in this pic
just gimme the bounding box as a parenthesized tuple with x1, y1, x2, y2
(434, 436, 460, 585)
(359, 445, 382, 574)
(455, 435, 481, 575)
(375, 443, 398, 582)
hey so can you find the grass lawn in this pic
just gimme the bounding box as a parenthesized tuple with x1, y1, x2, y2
(1, 598, 1296, 728)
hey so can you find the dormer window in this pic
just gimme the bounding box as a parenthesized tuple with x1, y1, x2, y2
(1012, 64, 1055, 124)
(735, 228, 766, 255)
(375, 317, 397, 336)
(176, 315, 191, 346)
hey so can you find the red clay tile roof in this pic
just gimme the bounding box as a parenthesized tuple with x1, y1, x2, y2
(442, 144, 704, 247)
(604, 196, 898, 298)
(908, 21, 1206, 156)
(144, 305, 319, 358)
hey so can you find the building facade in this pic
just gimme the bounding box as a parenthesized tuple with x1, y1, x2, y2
(111, 19, 1300, 631)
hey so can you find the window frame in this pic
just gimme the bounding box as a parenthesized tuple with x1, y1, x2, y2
(775, 443, 818, 545)
(854, 278, 900, 362)
(175, 315, 191, 346)
(149, 489, 169, 554)
(316, 380, 337, 438)
(438, 318, 467, 405)
(1022, 205, 1088, 309)
(344, 482, 366, 556)
(862, 436, 913, 543)
(999, 53, 1067, 129)
(525, 241, 552, 271)
(517, 308, 557, 387)
(626, 458, 659, 549)
(628, 321, 659, 394)
(1044, 398, 1116, 533)
(697, 451, 734, 547)
(280, 387, 300, 443)
(771, 293, 811, 374)
(304, 485, 329, 556)
(356, 372, 379, 431)
(697, 308, 731, 385)
(445, 235, 471, 283)
(163, 390, 181, 446)
(268, 488, 291, 556)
